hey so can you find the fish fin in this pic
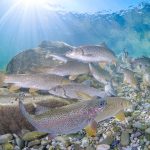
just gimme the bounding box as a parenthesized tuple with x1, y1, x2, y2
(34, 105, 49, 115)
(9, 85, 20, 93)
(29, 88, 39, 95)
(69, 75, 78, 80)
(99, 62, 107, 69)
(0, 72, 5, 87)
(19, 93, 36, 126)
(84, 120, 97, 137)
(115, 110, 126, 121)
(76, 91, 93, 100)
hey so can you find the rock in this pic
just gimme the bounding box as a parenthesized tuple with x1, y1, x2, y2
(0, 134, 13, 144)
(0, 145, 2, 150)
(28, 139, 41, 147)
(133, 122, 147, 130)
(2, 143, 14, 150)
(100, 131, 114, 145)
(96, 144, 110, 150)
(55, 136, 71, 147)
(22, 131, 47, 141)
(81, 137, 89, 148)
(145, 128, 150, 140)
(86, 145, 96, 150)
(6, 41, 74, 74)
(13, 134, 24, 149)
(41, 139, 50, 146)
(120, 131, 130, 146)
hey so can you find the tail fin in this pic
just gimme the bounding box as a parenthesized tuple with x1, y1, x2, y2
(18, 93, 35, 125)
(0, 72, 5, 87)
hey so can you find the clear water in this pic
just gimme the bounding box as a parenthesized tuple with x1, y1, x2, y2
(0, 0, 150, 70)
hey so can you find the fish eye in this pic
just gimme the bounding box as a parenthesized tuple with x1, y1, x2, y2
(100, 100, 106, 106)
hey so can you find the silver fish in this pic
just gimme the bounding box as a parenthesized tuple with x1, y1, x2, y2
(31, 61, 90, 78)
(2, 74, 71, 91)
(46, 53, 68, 64)
(48, 83, 107, 100)
(65, 45, 116, 64)
(89, 63, 111, 85)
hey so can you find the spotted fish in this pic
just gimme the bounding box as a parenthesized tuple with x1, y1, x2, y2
(19, 94, 106, 137)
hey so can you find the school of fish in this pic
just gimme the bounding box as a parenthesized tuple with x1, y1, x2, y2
(1, 42, 150, 138)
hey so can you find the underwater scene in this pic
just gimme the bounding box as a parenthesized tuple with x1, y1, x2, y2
(0, 0, 150, 150)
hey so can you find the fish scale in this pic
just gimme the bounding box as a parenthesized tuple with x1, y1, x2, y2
(19, 95, 106, 136)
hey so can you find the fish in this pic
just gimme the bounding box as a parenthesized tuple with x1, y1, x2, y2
(132, 56, 150, 70)
(45, 53, 68, 64)
(83, 96, 131, 136)
(89, 63, 112, 85)
(19, 94, 106, 137)
(0, 73, 71, 92)
(65, 44, 116, 64)
(104, 82, 117, 97)
(95, 97, 132, 123)
(119, 67, 139, 90)
(48, 83, 107, 100)
(30, 61, 90, 80)
(143, 69, 150, 87)
(0, 94, 73, 134)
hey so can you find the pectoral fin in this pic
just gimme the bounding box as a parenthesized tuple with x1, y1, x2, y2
(115, 110, 126, 121)
(9, 85, 20, 93)
(84, 120, 97, 137)
(69, 75, 78, 80)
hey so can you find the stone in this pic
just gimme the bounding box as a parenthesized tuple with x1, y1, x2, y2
(145, 128, 150, 140)
(96, 144, 110, 150)
(22, 131, 47, 141)
(2, 143, 14, 150)
(133, 122, 147, 130)
(55, 136, 71, 147)
(120, 131, 130, 146)
(28, 139, 41, 147)
(81, 137, 89, 148)
(13, 134, 24, 149)
(0, 134, 13, 144)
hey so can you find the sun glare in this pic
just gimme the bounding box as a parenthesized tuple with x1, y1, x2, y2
(20, 0, 49, 8)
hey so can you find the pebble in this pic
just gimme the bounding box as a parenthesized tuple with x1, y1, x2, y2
(133, 122, 147, 130)
(2, 142, 14, 150)
(13, 134, 24, 148)
(28, 139, 41, 147)
(96, 144, 110, 150)
(22, 131, 47, 141)
(0, 134, 13, 144)
(121, 131, 130, 146)
(81, 137, 89, 148)
(145, 128, 150, 140)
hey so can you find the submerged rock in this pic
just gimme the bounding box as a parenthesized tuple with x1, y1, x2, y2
(96, 144, 110, 150)
(120, 131, 130, 146)
(22, 132, 47, 141)
(0, 134, 13, 144)
(145, 128, 150, 140)
(6, 41, 74, 74)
